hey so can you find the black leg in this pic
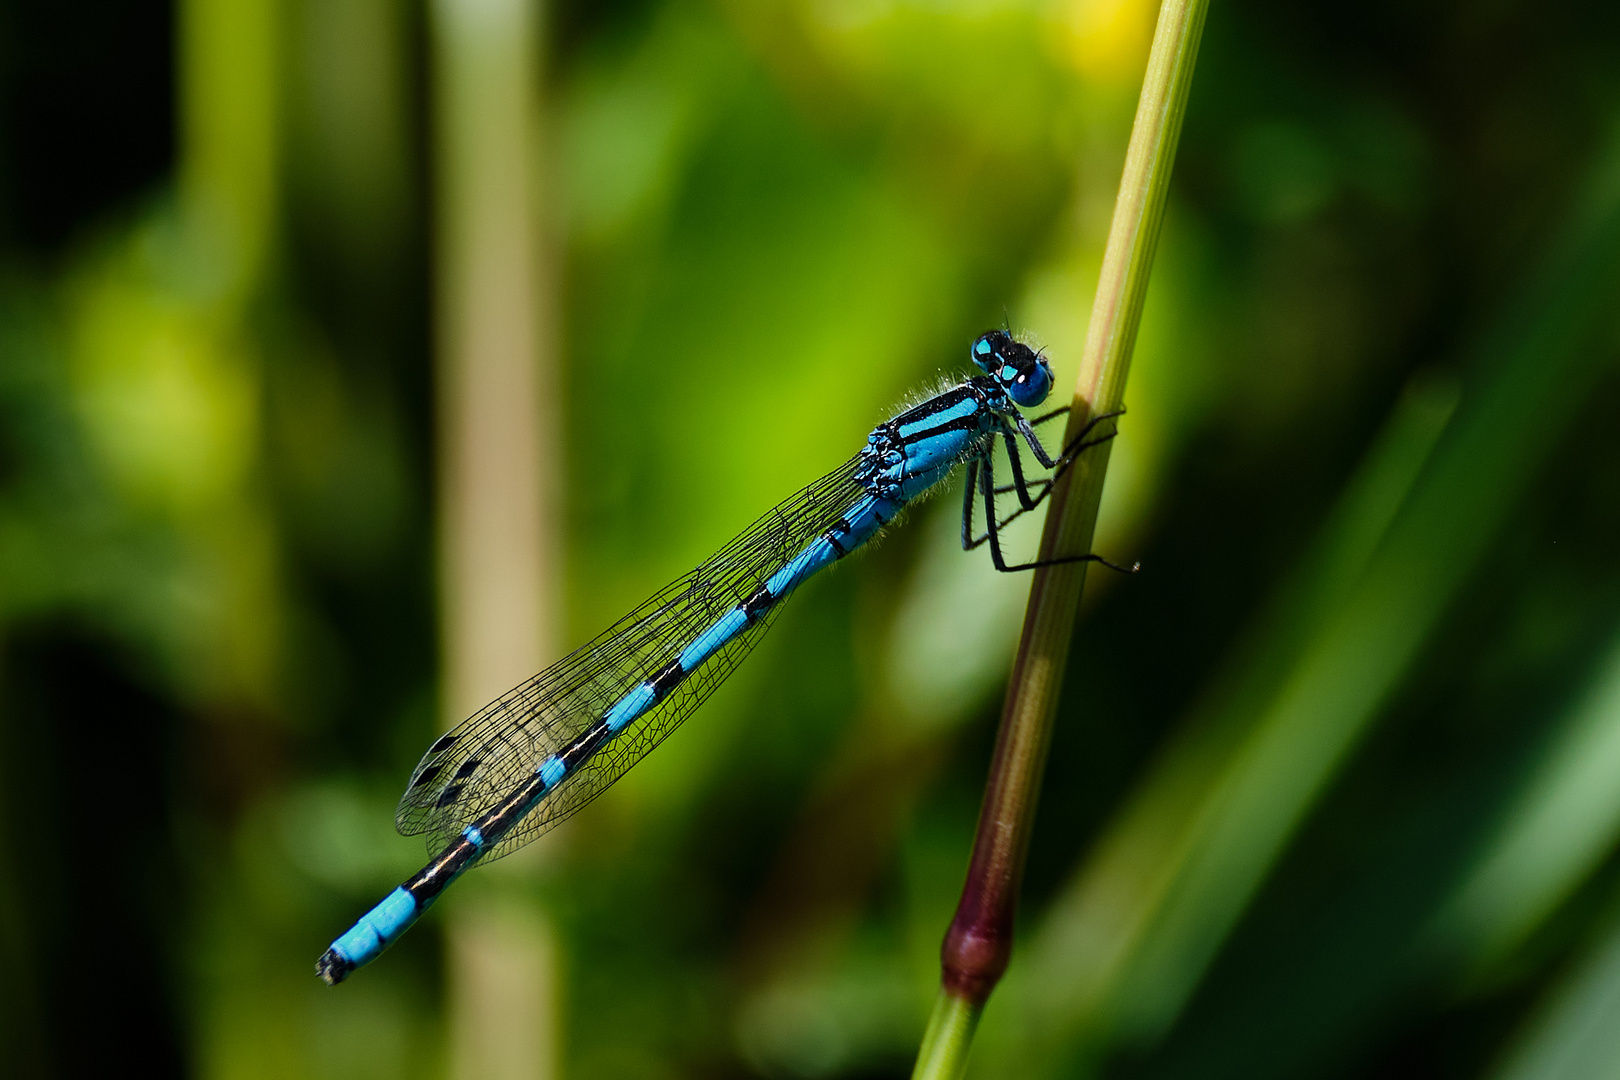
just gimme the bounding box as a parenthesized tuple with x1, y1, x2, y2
(1029, 405, 1069, 428)
(962, 449, 1024, 552)
(977, 420, 1139, 575)
(997, 549, 1141, 574)
(984, 457, 1139, 574)
(990, 478, 1053, 521)
(1000, 428, 1043, 511)
(966, 469, 1134, 573)
(967, 445, 1095, 548)
(1014, 413, 1061, 469)
(1057, 407, 1127, 461)
(987, 409, 1124, 515)
(994, 476, 1050, 496)
(1013, 407, 1127, 470)
(959, 457, 979, 551)
(963, 499, 1037, 550)
(979, 449, 1013, 570)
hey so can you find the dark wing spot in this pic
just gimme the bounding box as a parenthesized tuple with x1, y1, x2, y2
(410, 764, 444, 789)
(452, 758, 482, 781)
(428, 733, 459, 755)
(435, 784, 465, 809)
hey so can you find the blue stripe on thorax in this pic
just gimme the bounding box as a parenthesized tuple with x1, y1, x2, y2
(867, 384, 1003, 503)
(897, 393, 980, 439)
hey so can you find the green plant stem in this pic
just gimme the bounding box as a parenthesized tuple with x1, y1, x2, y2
(914, 0, 1208, 1075)
(910, 993, 982, 1080)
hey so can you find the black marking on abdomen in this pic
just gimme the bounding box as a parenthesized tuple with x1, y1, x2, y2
(827, 519, 850, 557)
(473, 773, 549, 849)
(560, 722, 611, 771)
(405, 833, 483, 905)
(316, 949, 354, 985)
(742, 585, 775, 624)
(651, 659, 685, 700)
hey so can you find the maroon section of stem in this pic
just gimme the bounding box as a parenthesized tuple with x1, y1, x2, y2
(935, 410, 1116, 1004)
(939, 734, 1025, 1000)
(936, 525, 1094, 1004)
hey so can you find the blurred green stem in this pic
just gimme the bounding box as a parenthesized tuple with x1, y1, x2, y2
(914, 0, 1208, 1076)
(1007, 116, 1620, 1074)
(913, 994, 982, 1080)
(179, 0, 278, 302)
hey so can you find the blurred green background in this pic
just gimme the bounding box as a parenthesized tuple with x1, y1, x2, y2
(4, 0, 1620, 1077)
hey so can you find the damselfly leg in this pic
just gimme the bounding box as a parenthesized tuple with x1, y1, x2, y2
(966, 408, 1126, 534)
(961, 408, 1137, 574)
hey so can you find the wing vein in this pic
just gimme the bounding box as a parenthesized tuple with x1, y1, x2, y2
(394, 454, 869, 862)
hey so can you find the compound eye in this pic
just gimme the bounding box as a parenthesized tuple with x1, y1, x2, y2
(971, 331, 1003, 373)
(1007, 360, 1053, 407)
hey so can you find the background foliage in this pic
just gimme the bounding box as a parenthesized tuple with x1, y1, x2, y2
(3, 0, 1620, 1077)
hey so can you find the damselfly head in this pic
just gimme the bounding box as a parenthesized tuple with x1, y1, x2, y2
(971, 330, 1053, 409)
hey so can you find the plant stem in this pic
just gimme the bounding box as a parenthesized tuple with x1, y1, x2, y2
(432, 0, 561, 1074)
(910, 993, 983, 1080)
(913, 0, 1209, 1075)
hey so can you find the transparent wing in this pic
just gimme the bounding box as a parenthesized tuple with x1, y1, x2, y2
(396, 454, 868, 862)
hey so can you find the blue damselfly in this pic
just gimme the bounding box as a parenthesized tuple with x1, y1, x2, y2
(316, 330, 1128, 984)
